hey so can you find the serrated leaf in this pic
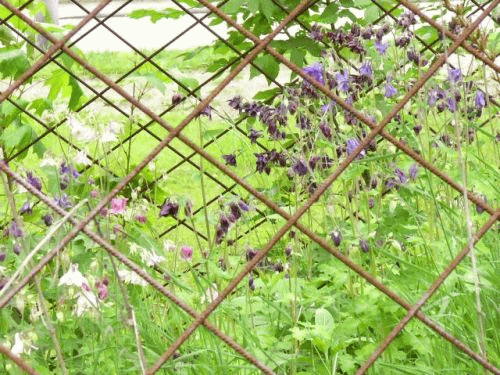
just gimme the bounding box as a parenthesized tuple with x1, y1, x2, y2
(250, 54, 279, 84)
(317, 3, 339, 23)
(128, 8, 184, 22)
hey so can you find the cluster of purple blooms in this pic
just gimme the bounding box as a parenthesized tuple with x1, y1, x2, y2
(215, 200, 250, 244)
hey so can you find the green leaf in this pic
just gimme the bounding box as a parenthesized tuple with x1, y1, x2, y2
(250, 54, 280, 84)
(260, 0, 277, 21)
(253, 87, 281, 101)
(315, 308, 334, 332)
(67, 76, 84, 109)
(126, 72, 168, 94)
(316, 3, 339, 23)
(0, 46, 30, 79)
(223, 0, 244, 15)
(128, 8, 184, 23)
(177, 76, 200, 97)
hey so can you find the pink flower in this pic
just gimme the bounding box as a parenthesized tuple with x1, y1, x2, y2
(135, 214, 147, 223)
(97, 283, 108, 300)
(110, 197, 128, 214)
(181, 246, 193, 261)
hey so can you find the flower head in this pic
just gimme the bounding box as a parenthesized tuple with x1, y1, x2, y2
(222, 154, 237, 166)
(26, 172, 42, 191)
(110, 197, 128, 215)
(303, 62, 325, 85)
(448, 68, 461, 83)
(330, 230, 342, 246)
(359, 62, 373, 78)
(159, 198, 179, 218)
(375, 39, 388, 55)
(409, 164, 419, 180)
(336, 69, 350, 92)
(59, 264, 88, 288)
(180, 246, 193, 261)
(346, 138, 366, 159)
(384, 82, 397, 98)
(475, 90, 487, 109)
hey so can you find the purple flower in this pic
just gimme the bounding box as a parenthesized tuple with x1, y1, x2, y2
(321, 100, 336, 113)
(428, 88, 439, 106)
(375, 39, 388, 55)
(26, 172, 42, 191)
(292, 159, 308, 176)
(475, 90, 486, 109)
(409, 164, 419, 180)
(55, 193, 72, 209)
(255, 153, 271, 174)
(336, 70, 350, 92)
(249, 275, 255, 291)
(248, 129, 262, 143)
(228, 96, 243, 112)
(319, 122, 332, 140)
(222, 154, 237, 166)
(238, 200, 250, 212)
(159, 198, 179, 218)
(19, 202, 32, 215)
(246, 248, 257, 261)
(9, 221, 23, 238)
(359, 239, 370, 253)
(181, 246, 193, 261)
(303, 62, 325, 85)
(359, 62, 373, 78)
(368, 197, 375, 208)
(330, 230, 342, 246)
(448, 68, 461, 83)
(346, 138, 366, 159)
(384, 83, 397, 98)
(0, 253, 5, 262)
(42, 214, 53, 226)
(135, 214, 147, 223)
(200, 106, 212, 119)
(447, 97, 457, 112)
(394, 168, 408, 184)
(172, 93, 182, 105)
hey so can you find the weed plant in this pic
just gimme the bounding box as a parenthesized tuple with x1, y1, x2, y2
(1, 1, 500, 374)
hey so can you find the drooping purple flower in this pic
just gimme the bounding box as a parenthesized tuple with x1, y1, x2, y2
(368, 197, 375, 208)
(9, 221, 23, 238)
(303, 62, 325, 85)
(292, 159, 308, 176)
(447, 96, 457, 112)
(246, 248, 257, 261)
(359, 239, 370, 253)
(319, 122, 332, 140)
(448, 68, 461, 83)
(26, 172, 42, 191)
(384, 82, 397, 98)
(359, 62, 373, 78)
(248, 129, 262, 143)
(309, 24, 324, 42)
(476, 195, 487, 214)
(13, 244, 21, 255)
(375, 39, 388, 55)
(336, 70, 350, 92)
(428, 88, 439, 106)
(255, 153, 271, 174)
(42, 214, 53, 226)
(475, 90, 487, 109)
(228, 96, 243, 112)
(238, 200, 250, 212)
(409, 164, 419, 180)
(249, 275, 255, 291)
(346, 138, 366, 159)
(330, 230, 342, 246)
(222, 154, 237, 166)
(55, 193, 72, 209)
(386, 178, 396, 190)
(159, 198, 179, 218)
(172, 93, 182, 105)
(394, 168, 408, 184)
(19, 202, 32, 215)
(200, 106, 212, 119)
(296, 114, 311, 130)
(321, 100, 336, 113)
(135, 214, 147, 223)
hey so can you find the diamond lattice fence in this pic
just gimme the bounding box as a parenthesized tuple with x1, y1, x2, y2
(0, 0, 500, 374)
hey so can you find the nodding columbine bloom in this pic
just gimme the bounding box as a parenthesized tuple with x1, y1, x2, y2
(41, 214, 53, 226)
(359, 239, 370, 253)
(330, 230, 342, 246)
(222, 154, 237, 166)
(159, 198, 179, 218)
(200, 106, 212, 119)
(394, 168, 408, 184)
(171, 93, 182, 105)
(181, 246, 193, 261)
(447, 97, 457, 112)
(246, 248, 257, 261)
(448, 68, 461, 83)
(475, 90, 487, 109)
(135, 214, 147, 223)
(346, 138, 366, 159)
(428, 88, 439, 106)
(409, 164, 419, 180)
(384, 81, 397, 98)
(248, 128, 262, 143)
(368, 198, 375, 209)
(375, 38, 388, 55)
(292, 159, 308, 176)
(26, 172, 42, 191)
(248, 276, 255, 291)
(110, 197, 128, 215)
(336, 70, 350, 92)
(238, 200, 250, 212)
(309, 24, 324, 42)
(55, 193, 72, 209)
(19, 202, 32, 215)
(359, 62, 373, 78)
(319, 122, 332, 140)
(303, 62, 325, 85)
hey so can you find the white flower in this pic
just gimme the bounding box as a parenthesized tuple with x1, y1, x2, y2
(58, 264, 88, 288)
(140, 249, 165, 267)
(74, 288, 98, 317)
(200, 283, 219, 304)
(117, 269, 148, 286)
(100, 130, 117, 143)
(11, 333, 24, 356)
(68, 115, 96, 142)
(74, 150, 91, 165)
(163, 240, 176, 252)
(39, 152, 59, 167)
(107, 121, 123, 135)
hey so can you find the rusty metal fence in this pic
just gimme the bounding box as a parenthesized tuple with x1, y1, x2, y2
(0, 0, 499, 373)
